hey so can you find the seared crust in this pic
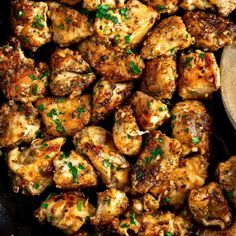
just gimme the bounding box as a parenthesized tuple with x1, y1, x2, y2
(144, 0, 180, 14)
(183, 11, 236, 51)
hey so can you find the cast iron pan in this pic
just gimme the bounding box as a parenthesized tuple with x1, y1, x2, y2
(0, 1, 236, 235)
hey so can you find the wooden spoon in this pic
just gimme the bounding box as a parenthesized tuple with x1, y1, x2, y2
(220, 41, 236, 129)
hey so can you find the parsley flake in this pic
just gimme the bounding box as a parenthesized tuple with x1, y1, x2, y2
(96, 5, 118, 24)
(68, 162, 78, 183)
(130, 213, 137, 226)
(77, 200, 83, 211)
(129, 61, 140, 74)
(156, 5, 167, 11)
(192, 137, 200, 144)
(77, 107, 85, 118)
(183, 57, 194, 68)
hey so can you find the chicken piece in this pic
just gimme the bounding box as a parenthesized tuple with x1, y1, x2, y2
(150, 155, 208, 209)
(53, 150, 98, 189)
(183, 11, 236, 51)
(7, 137, 65, 195)
(132, 130, 182, 194)
(181, 0, 236, 17)
(36, 94, 91, 137)
(189, 182, 232, 230)
(1, 62, 49, 103)
(58, 0, 81, 5)
(47, 2, 92, 47)
(92, 79, 134, 124)
(78, 38, 145, 82)
(199, 220, 236, 236)
(112, 106, 142, 156)
(94, 0, 158, 49)
(0, 102, 40, 148)
(83, 0, 125, 11)
(74, 126, 130, 189)
(49, 48, 96, 97)
(141, 55, 178, 100)
(142, 193, 160, 211)
(178, 50, 220, 100)
(91, 188, 129, 225)
(35, 191, 95, 235)
(129, 91, 170, 131)
(11, 0, 51, 51)
(114, 211, 193, 236)
(144, 0, 179, 14)
(171, 100, 212, 157)
(0, 37, 34, 78)
(217, 155, 236, 208)
(141, 16, 194, 59)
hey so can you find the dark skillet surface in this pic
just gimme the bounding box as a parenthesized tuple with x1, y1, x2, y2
(0, 1, 236, 235)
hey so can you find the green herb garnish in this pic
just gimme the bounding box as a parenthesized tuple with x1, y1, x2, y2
(130, 213, 137, 226)
(129, 61, 140, 74)
(68, 162, 78, 183)
(96, 5, 118, 24)
(192, 137, 200, 144)
(77, 107, 85, 118)
(156, 5, 167, 11)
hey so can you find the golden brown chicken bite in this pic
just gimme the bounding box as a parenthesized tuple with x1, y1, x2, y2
(178, 50, 220, 100)
(47, 2, 92, 47)
(83, 0, 125, 11)
(35, 191, 95, 235)
(78, 38, 145, 82)
(91, 188, 129, 225)
(7, 137, 65, 195)
(181, 0, 236, 17)
(53, 150, 98, 189)
(189, 182, 232, 230)
(217, 155, 236, 208)
(0, 102, 40, 148)
(141, 55, 178, 100)
(11, 0, 51, 51)
(74, 126, 130, 189)
(1, 62, 49, 103)
(129, 91, 170, 131)
(132, 130, 182, 194)
(35, 94, 91, 137)
(94, 0, 158, 49)
(144, 0, 179, 14)
(171, 100, 212, 157)
(49, 48, 96, 98)
(141, 16, 194, 59)
(92, 79, 134, 124)
(58, 0, 81, 5)
(112, 105, 142, 156)
(183, 11, 236, 51)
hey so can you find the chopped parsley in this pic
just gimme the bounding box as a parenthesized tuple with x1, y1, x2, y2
(169, 47, 175, 54)
(55, 119, 65, 133)
(130, 213, 137, 226)
(40, 143, 48, 149)
(159, 106, 166, 112)
(120, 223, 130, 228)
(129, 61, 140, 74)
(77, 107, 85, 118)
(157, 137, 163, 143)
(127, 134, 132, 139)
(60, 151, 69, 159)
(165, 232, 172, 236)
(78, 163, 85, 170)
(65, 17, 72, 24)
(163, 197, 171, 203)
(41, 203, 48, 209)
(46, 193, 54, 201)
(45, 155, 50, 159)
(38, 104, 45, 111)
(104, 159, 112, 168)
(31, 84, 38, 95)
(68, 162, 78, 183)
(119, 7, 128, 19)
(77, 200, 83, 211)
(172, 114, 177, 120)
(17, 10, 24, 19)
(125, 49, 134, 54)
(49, 215, 54, 222)
(125, 35, 131, 44)
(17, 105, 23, 112)
(47, 108, 57, 117)
(143, 156, 155, 165)
(147, 101, 151, 109)
(183, 57, 194, 68)
(96, 5, 118, 24)
(35, 129, 44, 138)
(156, 5, 167, 11)
(39, 70, 49, 79)
(22, 37, 29, 45)
(58, 98, 65, 103)
(226, 191, 233, 200)
(192, 137, 200, 144)
(15, 86, 19, 92)
(185, 128, 190, 133)
(29, 74, 38, 81)
(32, 14, 45, 28)
(151, 147, 164, 156)
(33, 183, 40, 189)
(199, 52, 205, 59)
(58, 23, 65, 30)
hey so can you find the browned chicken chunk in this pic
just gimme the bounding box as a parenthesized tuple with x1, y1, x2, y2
(83, 0, 125, 11)
(91, 188, 129, 225)
(7, 137, 65, 195)
(171, 100, 212, 157)
(183, 11, 236, 51)
(112, 105, 142, 156)
(74, 126, 130, 189)
(132, 130, 182, 194)
(92, 79, 134, 124)
(78, 38, 145, 82)
(144, 0, 179, 14)
(141, 16, 194, 59)
(58, 0, 81, 6)
(129, 91, 170, 131)
(49, 48, 96, 97)
(35, 191, 95, 235)
(11, 0, 51, 51)
(47, 2, 92, 47)
(141, 55, 178, 100)
(53, 150, 98, 189)
(0, 102, 40, 148)
(189, 182, 232, 230)
(94, 0, 158, 49)
(217, 155, 236, 208)
(181, 0, 236, 17)
(178, 50, 220, 100)
(35, 94, 91, 137)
